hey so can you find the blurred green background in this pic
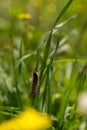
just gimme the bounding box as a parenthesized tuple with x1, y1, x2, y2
(0, 0, 87, 125)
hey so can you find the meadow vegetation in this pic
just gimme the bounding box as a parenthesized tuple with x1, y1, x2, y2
(0, 0, 87, 130)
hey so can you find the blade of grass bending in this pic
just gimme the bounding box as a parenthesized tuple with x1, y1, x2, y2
(53, 0, 73, 28)
(39, 0, 73, 77)
(39, 0, 73, 80)
(35, 14, 76, 71)
(36, 0, 73, 75)
(16, 52, 36, 68)
(53, 15, 77, 34)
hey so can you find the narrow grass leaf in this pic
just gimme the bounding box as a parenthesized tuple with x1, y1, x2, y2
(53, 15, 77, 34)
(35, 31, 50, 71)
(39, 31, 52, 81)
(53, 0, 73, 27)
(16, 52, 36, 68)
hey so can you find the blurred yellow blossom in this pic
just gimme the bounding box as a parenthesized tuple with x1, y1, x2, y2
(18, 13, 32, 19)
(0, 108, 52, 130)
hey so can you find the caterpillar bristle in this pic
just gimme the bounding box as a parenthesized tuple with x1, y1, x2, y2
(31, 71, 39, 96)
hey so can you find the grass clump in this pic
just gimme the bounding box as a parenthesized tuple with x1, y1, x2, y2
(0, 0, 87, 130)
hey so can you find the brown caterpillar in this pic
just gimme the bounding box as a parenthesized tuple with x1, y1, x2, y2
(31, 71, 39, 96)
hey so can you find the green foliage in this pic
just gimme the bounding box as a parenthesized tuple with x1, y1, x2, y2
(0, 0, 87, 129)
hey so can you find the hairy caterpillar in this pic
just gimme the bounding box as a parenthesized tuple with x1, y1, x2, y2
(31, 71, 39, 96)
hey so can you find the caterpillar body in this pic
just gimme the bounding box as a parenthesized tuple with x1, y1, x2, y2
(31, 71, 39, 96)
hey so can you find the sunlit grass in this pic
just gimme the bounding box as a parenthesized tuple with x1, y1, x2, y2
(0, 0, 87, 130)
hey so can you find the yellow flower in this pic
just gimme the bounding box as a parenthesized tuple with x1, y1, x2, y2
(0, 108, 52, 130)
(18, 13, 32, 20)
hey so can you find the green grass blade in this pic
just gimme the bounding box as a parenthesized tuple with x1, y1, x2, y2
(35, 31, 50, 71)
(54, 59, 87, 64)
(41, 68, 49, 111)
(59, 64, 77, 128)
(53, 0, 73, 27)
(53, 15, 77, 34)
(16, 52, 36, 68)
(39, 31, 52, 81)
(49, 36, 60, 66)
(42, 35, 60, 112)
